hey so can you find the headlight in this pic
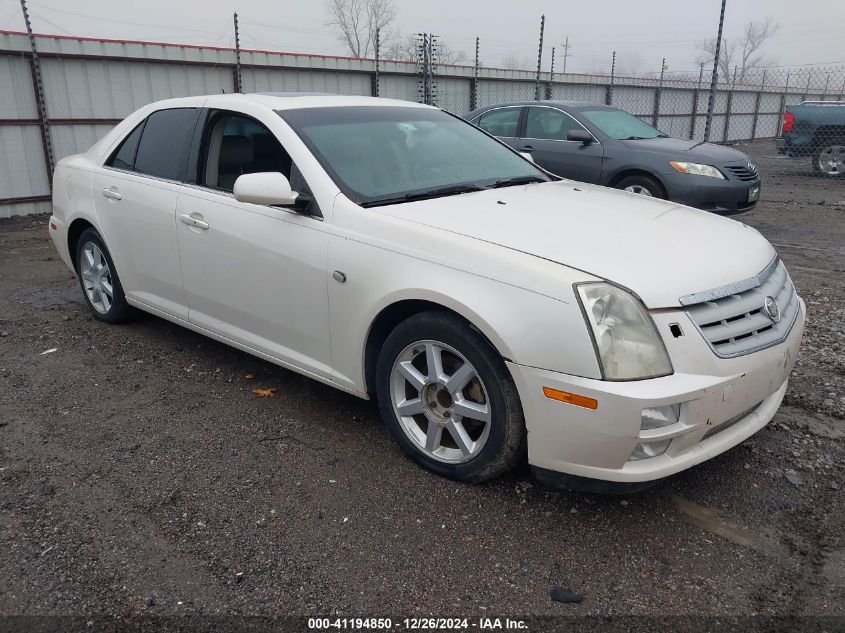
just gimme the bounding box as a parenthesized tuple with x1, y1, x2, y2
(576, 283, 673, 380)
(669, 161, 725, 179)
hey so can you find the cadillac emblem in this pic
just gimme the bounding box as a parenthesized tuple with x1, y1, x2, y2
(763, 296, 780, 323)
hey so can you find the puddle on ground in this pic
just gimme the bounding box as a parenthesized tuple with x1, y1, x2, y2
(672, 495, 787, 558)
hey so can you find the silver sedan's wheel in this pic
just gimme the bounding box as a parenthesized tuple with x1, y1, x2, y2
(623, 184, 653, 196)
(79, 241, 113, 314)
(816, 144, 844, 177)
(390, 340, 491, 464)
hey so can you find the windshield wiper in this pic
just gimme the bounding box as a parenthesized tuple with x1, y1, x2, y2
(489, 175, 548, 189)
(361, 183, 486, 208)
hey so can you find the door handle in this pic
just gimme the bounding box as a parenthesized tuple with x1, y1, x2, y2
(101, 187, 122, 201)
(521, 145, 534, 150)
(179, 213, 209, 230)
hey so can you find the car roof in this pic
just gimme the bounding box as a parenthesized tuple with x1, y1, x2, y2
(466, 100, 613, 117)
(145, 92, 435, 113)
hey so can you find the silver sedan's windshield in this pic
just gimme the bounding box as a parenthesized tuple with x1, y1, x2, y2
(279, 106, 549, 207)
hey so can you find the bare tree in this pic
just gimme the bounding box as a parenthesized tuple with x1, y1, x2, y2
(500, 55, 532, 70)
(383, 34, 469, 64)
(326, 0, 395, 58)
(697, 18, 778, 81)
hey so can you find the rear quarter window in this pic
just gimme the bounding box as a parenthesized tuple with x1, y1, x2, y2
(133, 108, 200, 181)
(106, 121, 145, 171)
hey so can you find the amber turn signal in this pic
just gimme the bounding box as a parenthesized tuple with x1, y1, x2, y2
(542, 387, 598, 410)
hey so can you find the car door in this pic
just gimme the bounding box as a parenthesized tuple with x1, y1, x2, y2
(174, 109, 333, 380)
(91, 107, 200, 319)
(472, 106, 524, 149)
(517, 106, 604, 183)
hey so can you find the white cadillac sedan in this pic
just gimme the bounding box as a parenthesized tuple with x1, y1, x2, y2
(48, 93, 804, 490)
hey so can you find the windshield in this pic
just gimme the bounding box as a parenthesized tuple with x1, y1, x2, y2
(580, 108, 667, 140)
(279, 106, 549, 206)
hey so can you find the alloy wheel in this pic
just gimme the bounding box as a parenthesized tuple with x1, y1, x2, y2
(818, 145, 844, 176)
(80, 242, 113, 314)
(389, 339, 492, 464)
(624, 185, 653, 196)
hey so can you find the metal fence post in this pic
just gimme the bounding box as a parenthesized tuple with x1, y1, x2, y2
(777, 71, 790, 136)
(605, 51, 616, 105)
(822, 72, 830, 100)
(703, 0, 727, 142)
(690, 62, 704, 140)
(373, 28, 380, 97)
(722, 65, 737, 143)
(534, 15, 545, 101)
(751, 69, 766, 140)
(470, 36, 479, 111)
(802, 72, 811, 101)
(653, 57, 665, 126)
(233, 12, 243, 93)
(19, 0, 54, 184)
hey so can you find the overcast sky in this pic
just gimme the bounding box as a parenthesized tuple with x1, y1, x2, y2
(1, 0, 843, 75)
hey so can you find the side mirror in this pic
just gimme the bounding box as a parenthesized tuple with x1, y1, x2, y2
(233, 172, 305, 209)
(567, 129, 593, 145)
(518, 151, 535, 163)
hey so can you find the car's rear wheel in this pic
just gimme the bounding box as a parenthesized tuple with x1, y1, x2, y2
(813, 138, 845, 178)
(615, 174, 666, 198)
(75, 228, 133, 323)
(376, 311, 525, 482)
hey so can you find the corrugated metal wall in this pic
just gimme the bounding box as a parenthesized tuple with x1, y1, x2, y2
(0, 30, 829, 217)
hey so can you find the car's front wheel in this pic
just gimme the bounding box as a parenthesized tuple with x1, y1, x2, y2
(813, 138, 845, 178)
(75, 228, 133, 323)
(615, 174, 666, 198)
(376, 311, 525, 482)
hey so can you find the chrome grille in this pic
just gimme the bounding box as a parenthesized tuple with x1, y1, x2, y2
(724, 164, 759, 181)
(681, 259, 800, 358)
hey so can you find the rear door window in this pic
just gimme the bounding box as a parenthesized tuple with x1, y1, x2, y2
(134, 108, 200, 181)
(475, 107, 522, 137)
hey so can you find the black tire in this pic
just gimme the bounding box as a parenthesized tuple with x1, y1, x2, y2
(375, 311, 525, 483)
(615, 174, 666, 199)
(75, 228, 133, 323)
(812, 138, 845, 178)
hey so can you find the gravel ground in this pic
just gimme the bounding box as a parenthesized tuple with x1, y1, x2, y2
(0, 140, 843, 626)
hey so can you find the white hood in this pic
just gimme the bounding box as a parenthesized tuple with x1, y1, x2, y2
(376, 181, 776, 308)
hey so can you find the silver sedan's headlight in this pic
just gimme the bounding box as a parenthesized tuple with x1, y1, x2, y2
(576, 283, 673, 380)
(669, 161, 725, 179)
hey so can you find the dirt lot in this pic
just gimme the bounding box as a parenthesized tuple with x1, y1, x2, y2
(0, 140, 843, 627)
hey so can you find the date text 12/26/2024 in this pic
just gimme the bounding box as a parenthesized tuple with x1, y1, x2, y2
(308, 617, 528, 630)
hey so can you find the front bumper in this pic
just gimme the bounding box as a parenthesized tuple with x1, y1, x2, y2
(660, 172, 761, 215)
(508, 299, 805, 483)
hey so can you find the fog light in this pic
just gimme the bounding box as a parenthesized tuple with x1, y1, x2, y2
(641, 404, 680, 430)
(629, 439, 672, 461)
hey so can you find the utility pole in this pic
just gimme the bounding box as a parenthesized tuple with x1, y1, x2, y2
(534, 15, 545, 101)
(233, 12, 242, 93)
(560, 36, 570, 76)
(703, 0, 727, 142)
(19, 0, 54, 180)
(547, 46, 555, 100)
